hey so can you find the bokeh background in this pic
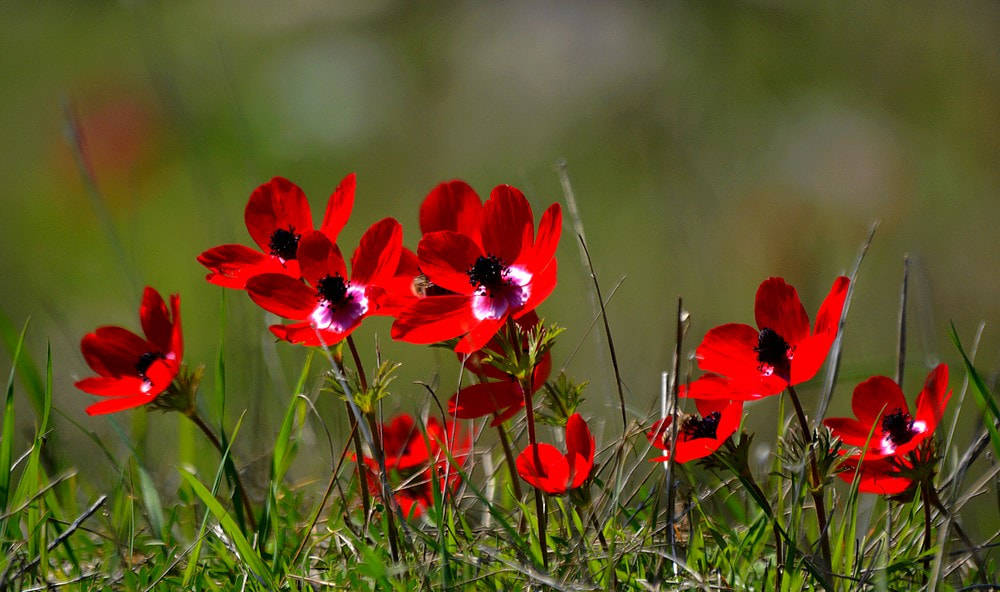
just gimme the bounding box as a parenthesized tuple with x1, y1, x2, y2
(1, 2, 998, 514)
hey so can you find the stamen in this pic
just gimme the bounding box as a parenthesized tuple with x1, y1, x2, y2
(680, 411, 722, 442)
(268, 226, 301, 261)
(136, 351, 166, 382)
(316, 274, 350, 307)
(467, 255, 508, 295)
(881, 408, 917, 446)
(754, 327, 794, 376)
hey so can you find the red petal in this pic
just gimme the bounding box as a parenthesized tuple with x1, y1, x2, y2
(75, 376, 146, 397)
(481, 185, 533, 265)
(197, 244, 296, 289)
(81, 327, 148, 377)
(914, 364, 950, 435)
(693, 397, 742, 442)
(85, 392, 158, 415)
(297, 231, 347, 288)
(391, 295, 476, 345)
(850, 376, 907, 429)
(813, 276, 849, 337)
(318, 172, 355, 241)
(139, 287, 172, 350)
(516, 258, 558, 318)
(417, 231, 480, 295)
(270, 322, 349, 347)
(419, 180, 483, 242)
(679, 374, 760, 401)
(516, 444, 570, 495)
(695, 324, 765, 383)
(520, 203, 561, 270)
(646, 417, 672, 452)
(823, 417, 876, 448)
(838, 457, 912, 495)
(449, 381, 523, 420)
(788, 333, 833, 385)
(244, 177, 313, 253)
(754, 277, 810, 346)
(169, 294, 183, 362)
(351, 218, 402, 285)
(565, 413, 595, 490)
(455, 316, 506, 354)
(247, 274, 316, 320)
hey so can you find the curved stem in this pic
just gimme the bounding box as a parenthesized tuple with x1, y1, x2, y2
(346, 335, 369, 392)
(186, 410, 257, 531)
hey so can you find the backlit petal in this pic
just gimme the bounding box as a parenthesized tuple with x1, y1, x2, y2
(516, 444, 570, 495)
(481, 185, 533, 265)
(245, 177, 313, 254)
(318, 172, 355, 241)
(419, 180, 482, 242)
(418, 231, 481, 295)
(247, 274, 317, 320)
(754, 277, 810, 346)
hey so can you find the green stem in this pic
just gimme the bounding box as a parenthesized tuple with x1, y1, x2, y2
(186, 410, 257, 531)
(786, 385, 832, 572)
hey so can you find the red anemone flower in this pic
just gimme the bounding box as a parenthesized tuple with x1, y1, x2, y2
(392, 185, 561, 354)
(693, 276, 849, 400)
(361, 413, 471, 518)
(197, 175, 355, 289)
(448, 311, 551, 425)
(835, 455, 913, 496)
(75, 287, 182, 415)
(823, 364, 950, 460)
(647, 398, 743, 464)
(516, 413, 594, 495)
(246, 218, 402, 347)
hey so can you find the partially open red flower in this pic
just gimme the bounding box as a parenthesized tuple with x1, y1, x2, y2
(516, 413, 594, 495)
(835, 455, 913, 495)
(246, 218, 402, 347)
(824, 364, 950, 460)
(647, 398, 743, 464)
(391, 184, 561, 354)
(361, 413, 471, 518)
(198, 175, 355, 289)
(75, 287, 182, 415)
(693, 276, 849, 400)
(448, 311, 552, 425)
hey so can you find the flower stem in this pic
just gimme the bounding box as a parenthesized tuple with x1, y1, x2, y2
(786, 385, 832, 572)
(185, 410, 257, 531)
(921, 480, 932, 584)
(364, 412, 400, 562)
(346, 335, 369, 392)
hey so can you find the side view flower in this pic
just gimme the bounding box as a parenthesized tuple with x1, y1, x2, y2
(246, 219, 403, 347)
(516, 413, 594, 495)
(824, 364, 951, 460)
(392, 184, 561, 354)
(647, 398, 743, 464)
(198, 174, 355, 289)
(692, 276, 849, 400)
(75, 287, 183, 415)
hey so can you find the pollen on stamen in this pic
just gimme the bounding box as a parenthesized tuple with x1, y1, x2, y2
(467, 255, 507, 295)
(754, 328, 794, 376)
(269, 226, 301, 261)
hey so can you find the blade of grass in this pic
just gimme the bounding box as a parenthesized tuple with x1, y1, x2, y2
(948, 323, 1000, 462)
(0, 311, 44, 418)
(0, 319, 29, 512)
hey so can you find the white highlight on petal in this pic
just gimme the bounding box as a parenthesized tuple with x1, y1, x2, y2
(912, 420, 927, 434)
(310, 285, 370, 332)
(470, 265, 532, 321)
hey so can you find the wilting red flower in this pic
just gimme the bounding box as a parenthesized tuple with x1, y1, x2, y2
(692, 276, 849, 400)
(448, 311, 551, 425)
(246, 219, 402, 347)
(361, 413, 471, 518)
(391, 185, 561, 354)
(75, 287, 182, 415)
(197, 175, 355, 289)
(516, 413, 594, 495)
(824, 364, 950, 460)
(835, 455, 913, 495)
(647, 398, 743, 464)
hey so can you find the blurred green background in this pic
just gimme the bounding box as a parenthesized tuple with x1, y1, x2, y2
(1, 2, 998, 500)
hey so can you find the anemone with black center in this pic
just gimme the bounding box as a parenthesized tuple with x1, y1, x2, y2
(316, 274, 350, 308)
(881, 407, 917, 446)
(467, 255, 508, 297)
(268, 225, 301, 261)
(135, 351, 166, 382)
(680, 411, 722, 442)
(754, 327, 794, 378)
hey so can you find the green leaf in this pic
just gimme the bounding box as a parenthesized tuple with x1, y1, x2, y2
(0, 319, 29, 512)
(137, 463, 164, 540)
(949, 323, 1000, 461)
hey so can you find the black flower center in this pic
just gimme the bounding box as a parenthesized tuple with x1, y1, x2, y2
(136, 351, 166, 381)
(268, 226, 301, 260)
(881, 408, 916, 446)
(316, 274, 350, 307)
(754, 327, 793, 376)
(680, 411, 722, 442)
(467, 255, 508, 295)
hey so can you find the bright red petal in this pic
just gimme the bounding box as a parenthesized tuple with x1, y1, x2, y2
(516, 258, 558, 319)
(85, 392, 158, 415)
(246, 274, 316, 320)
(351, 218, 402, 285)
(823, 417, 876, 448)
(244, 177, 313, 254)
(850, 376, 907, 429)
(297, 231, 347, 288)
(516, 444, 570, 495)
(270, 322, 350, 347)
(391, 295, 477, 345)
(838, 457, 912, 495)
(81, 327, 148, 377)
(419, 180, 482, 242)
(914, 364, 950, 435)
(417, 231, 481, 295)
(695, 323, 765, 384)
(139, 287, 171, 351)
(520, 203, 562, 270)
(319, 172, 355, 241)
(449, 381, 523, 420)
(754, 277, 810, 346)
(455, 316, 506, 354)
(788, 332, 833, 385)
(812, 276, 849, 337)
(197, 244, 297, 289)
(75, 376, 146, 397)
(481, 185, 533, 265)
(565, 413, 595, 490)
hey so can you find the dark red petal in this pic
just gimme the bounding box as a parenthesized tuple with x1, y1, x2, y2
(838, 457, 912, 495)
(914, 364, 950, 435)
(297, 231, 347, 288)
(520, 203, 562, 270)
(695, 323, 764, 383)
(693, 397, 743, 440)
(197, 244, 297, 289)
(754, 277, 810, 346)
(351, 218, 403, 285)
(169, 294, 183, 362)
(455, 316, 506, 354)
(247, 274, 316, 320)
(139, 287, 172, 350)
(481, 185, 533, 265)
(318, 172, 355, 241)
(419, 180, 483, 241)
(81, 327, 148, 377)
(812, 276, 849, 337)
(565, 413, 595, 490)
(850, 376, 907, 428)
(516, 444, 570, 495)
(391, 295, 476, 345)
(417, 231, 481, 295)
(85, 392, 158, 415)
(449, 381, 523, 420)
(245, 177, 313, 253)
